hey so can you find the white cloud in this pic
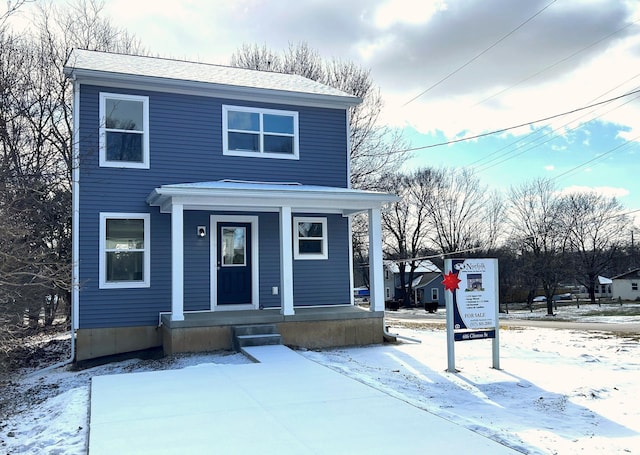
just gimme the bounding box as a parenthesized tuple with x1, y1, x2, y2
(558, 185, 630, 199)
(373, 0, 446, 29)
(544, 165, 555, 171)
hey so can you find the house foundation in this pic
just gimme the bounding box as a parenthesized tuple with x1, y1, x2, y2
(75, 307, 385, 361)
(162, 306, 385, 355)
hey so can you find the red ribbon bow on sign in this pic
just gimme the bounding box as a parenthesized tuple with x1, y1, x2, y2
(442, 271, 461, 292)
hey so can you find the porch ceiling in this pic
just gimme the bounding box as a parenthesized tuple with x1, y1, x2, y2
(146, 180, 399, 215)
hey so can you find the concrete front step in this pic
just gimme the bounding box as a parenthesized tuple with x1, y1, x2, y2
(232, 324, 282, 351)
(232, 324, 279, 337)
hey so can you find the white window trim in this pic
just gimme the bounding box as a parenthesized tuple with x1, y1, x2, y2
(293, 216, 328, 260)
(222, 104, 299, 160)
(99, 212, 151, 289)
(99, 92, 150, 169)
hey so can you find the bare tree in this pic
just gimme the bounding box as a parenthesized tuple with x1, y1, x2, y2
(230, 42, 409, 190)
(508, 178, 568, 315)
(562, 191, 630, 305)
(417, 167, 501, 254)
(380, 169, 433, 306)
(0, 0, 145, 369)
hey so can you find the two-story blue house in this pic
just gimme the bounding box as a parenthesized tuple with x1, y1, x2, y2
(64, 49, 397, 361)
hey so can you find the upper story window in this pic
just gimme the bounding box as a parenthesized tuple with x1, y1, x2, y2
(99, 93, 149, 168)
(223, 105, 299, 160)
(294, 217, 327, 260)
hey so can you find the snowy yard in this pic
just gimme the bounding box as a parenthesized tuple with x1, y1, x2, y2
(1, 304, 639, 454)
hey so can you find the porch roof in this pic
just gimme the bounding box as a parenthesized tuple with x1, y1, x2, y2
(146, 180, 399, 215)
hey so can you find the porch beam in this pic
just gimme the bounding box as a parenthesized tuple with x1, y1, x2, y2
(171, 203, 185, 321)
(279, 206, 295, 315)
(368, 208, 384, 312)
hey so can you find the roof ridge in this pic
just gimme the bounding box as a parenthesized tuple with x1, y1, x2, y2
(70, 48, 325, 81)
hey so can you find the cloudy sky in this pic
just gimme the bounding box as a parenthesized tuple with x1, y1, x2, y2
(14, 0, 640, 221)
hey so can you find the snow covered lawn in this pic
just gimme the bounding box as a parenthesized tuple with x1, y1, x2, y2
(1, 306, 638, 454)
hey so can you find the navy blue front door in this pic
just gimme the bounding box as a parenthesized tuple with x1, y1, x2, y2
(217, 223, 252, 305)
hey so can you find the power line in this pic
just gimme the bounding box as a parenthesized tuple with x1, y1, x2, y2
(380, 87, 640, 156)
(473, 16, 640, 108)
(467, 74, 640, 170)
(473, 87, 640, 174)
(551, 136, 640, 182)
(402, 0, 557, 107)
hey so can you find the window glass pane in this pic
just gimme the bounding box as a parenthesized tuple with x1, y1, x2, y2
(222, 227, 246, 266)
(264, 114, 293, 134)
(228, 132, 259, 152)
(264, 135, 293, 154)
(298, 222, 323, 238)
(299, 239, 323, 254)
(105, 99, 143, 130)
(106, 219, 144, 250)
(106, 131, 143, 162)
(106, 251, 144, 281)
(228, 111, 259, 131)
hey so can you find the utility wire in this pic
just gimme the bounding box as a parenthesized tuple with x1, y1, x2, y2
(473, 88, 640, 174)
(473, 16, 640, 108)
(468, 73, 640, 169)
(402, 0, 557, 107)
(376, 87, 640, 156)
(551, 135, 640, 182)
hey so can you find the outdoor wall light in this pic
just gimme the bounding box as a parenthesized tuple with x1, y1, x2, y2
(197, 226, 206, 238)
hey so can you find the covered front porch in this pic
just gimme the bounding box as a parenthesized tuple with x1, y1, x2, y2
(147, 180, 398, 354)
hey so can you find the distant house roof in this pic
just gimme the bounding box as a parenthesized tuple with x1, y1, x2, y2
(612, 268, 640, 280)
(63, 49, 361, 109)
(383, 260, 441, 274)
(413, 271, 443, 289)
(597, 276, 613, 285)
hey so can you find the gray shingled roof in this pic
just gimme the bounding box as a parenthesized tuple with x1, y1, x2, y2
(64, 49, 360, 105)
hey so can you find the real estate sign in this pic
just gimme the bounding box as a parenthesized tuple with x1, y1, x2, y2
(444, 258, 500, 372)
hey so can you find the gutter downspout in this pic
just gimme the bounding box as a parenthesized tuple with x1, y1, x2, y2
(383, 323, 422, 343)
(34, 75, 80, 375)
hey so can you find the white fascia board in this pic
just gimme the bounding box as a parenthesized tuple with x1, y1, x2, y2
(66, 69, 361, 109)
(147, 186, 398, 214)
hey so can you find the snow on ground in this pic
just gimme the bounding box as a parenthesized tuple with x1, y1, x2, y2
(1, 304, 639, 455)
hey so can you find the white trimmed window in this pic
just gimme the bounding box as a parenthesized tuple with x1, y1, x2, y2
(99, 93, 149, 168)
(99, 213, 150, 288)
(431, 288, 439, 301)
(222, 105, 299, 159)
(294, 217, 327, 260)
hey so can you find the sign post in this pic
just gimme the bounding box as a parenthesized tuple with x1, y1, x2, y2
(444, 258, 500, 373)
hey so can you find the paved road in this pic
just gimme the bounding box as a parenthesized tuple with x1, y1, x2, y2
(385, 312, 640, 334)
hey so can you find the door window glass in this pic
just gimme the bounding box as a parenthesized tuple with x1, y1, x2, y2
(221, 227, 246, 266)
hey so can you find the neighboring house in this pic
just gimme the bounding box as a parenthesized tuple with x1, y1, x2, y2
(612, 269, 640, 301)
(576, 276, 613, 300)
(64, 49, 397, 361)
(383, 260, 441, 303)
(412, 272, 445, 308)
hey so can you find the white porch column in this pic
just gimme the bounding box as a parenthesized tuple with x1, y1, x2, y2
(368, 208, 385, 312)
(279, 206, 295, 315)
(171, 203, 185, 321)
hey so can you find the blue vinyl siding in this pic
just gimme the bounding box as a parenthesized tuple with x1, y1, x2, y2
(79, 85, 348, 187)
(293, 214, 351, 306)
(184, 211, 211, 311)
(77, 84, 352, 328)
(257, 213, 282, 309)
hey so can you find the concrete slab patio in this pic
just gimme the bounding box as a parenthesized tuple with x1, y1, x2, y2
(89, 345, 519, 454)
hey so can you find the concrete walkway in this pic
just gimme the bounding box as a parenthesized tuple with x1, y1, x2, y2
(89, 345, 520, 454)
